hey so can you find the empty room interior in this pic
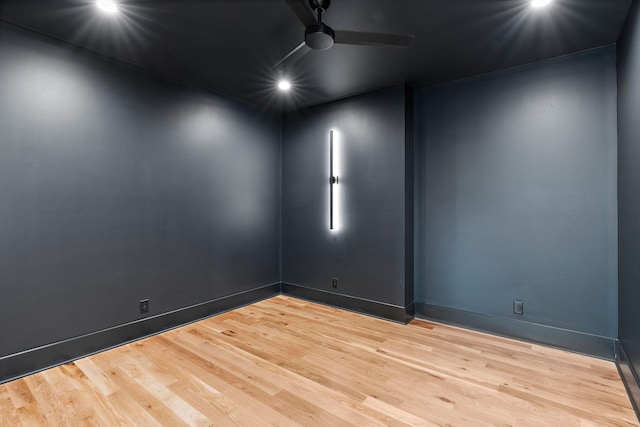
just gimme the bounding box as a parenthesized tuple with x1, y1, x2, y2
(2, 0, 640, 425)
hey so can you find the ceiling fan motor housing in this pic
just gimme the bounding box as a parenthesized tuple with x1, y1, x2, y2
(305, 23, 335, 50)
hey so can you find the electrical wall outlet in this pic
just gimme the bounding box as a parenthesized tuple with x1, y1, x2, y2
(332, 278, 338, 289)
(513, 300, 524, 315)
(140, 299, 149, 314)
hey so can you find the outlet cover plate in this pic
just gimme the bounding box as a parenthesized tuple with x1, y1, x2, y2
(513, 300, 524, 315)
(140, 299, 149, 314)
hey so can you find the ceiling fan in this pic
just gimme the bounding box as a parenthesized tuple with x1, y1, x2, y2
(274, 0, 414, 69)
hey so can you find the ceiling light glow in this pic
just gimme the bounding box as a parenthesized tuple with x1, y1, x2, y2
(96, 0, 118, 14)
(277, 80, 292, 91)
(531, 0, 552, 8)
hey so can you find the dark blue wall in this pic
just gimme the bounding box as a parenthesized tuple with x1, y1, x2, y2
(618, 0, 640, 391)
(281, 86, 411, 315)
(416, 47, 618, 339)
(0, 23, 280, 359)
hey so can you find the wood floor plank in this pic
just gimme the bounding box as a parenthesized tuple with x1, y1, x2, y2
(73, 358, 120, 397)
(20, 372, 71, 426)
(0, 295, 637, 426)
(0, 386, 21, 427)
(153, 333, 303, 425)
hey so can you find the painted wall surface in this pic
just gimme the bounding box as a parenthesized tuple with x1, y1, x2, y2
(282, 86, 408, 307)
(0, 24, 280, 357)
(416, 47, 618, 337)
(618, 0, 640, 376)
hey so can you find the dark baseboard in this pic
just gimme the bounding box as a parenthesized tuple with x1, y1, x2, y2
(415, 302, 615, 360)
(281, 282, 410, 323)
(405, 300, 416, 323)
(616, 341, 640, 422)
(0, 283, 280, 384)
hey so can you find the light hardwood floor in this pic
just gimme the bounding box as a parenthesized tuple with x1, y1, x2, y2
(0, 295, 637, 426)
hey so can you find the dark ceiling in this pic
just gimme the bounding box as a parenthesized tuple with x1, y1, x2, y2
(0, 0, 632, 110)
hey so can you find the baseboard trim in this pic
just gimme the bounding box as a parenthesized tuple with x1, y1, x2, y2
(415, 302, 615, 360)
(616, 341, 640, 421)
(0, 283, 280, 384)
(281, 282, 409, 323)
(405, 300, 416, 323)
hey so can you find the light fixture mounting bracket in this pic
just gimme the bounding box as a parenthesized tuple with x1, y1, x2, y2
(309, 0, 331, 13)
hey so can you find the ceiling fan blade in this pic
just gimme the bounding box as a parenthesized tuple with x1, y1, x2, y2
(273, 41, 312, 69)
(283, 0, 318, 28)
(334, 30, 414, 48)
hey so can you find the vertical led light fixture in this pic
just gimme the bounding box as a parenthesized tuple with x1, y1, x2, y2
(329, 130, 340, 230)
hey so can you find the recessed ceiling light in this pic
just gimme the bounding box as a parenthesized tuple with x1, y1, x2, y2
(96, 0, 118, 14)
(278, 80, 292, 91)
(531, 0, 552, 8)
